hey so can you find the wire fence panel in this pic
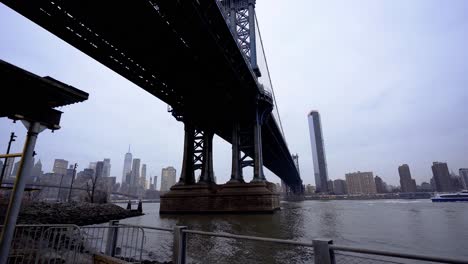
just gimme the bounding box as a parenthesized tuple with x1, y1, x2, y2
(139, 228, 173, 263)
(1, 225, 86, 264)
(81, 225, 145, 263)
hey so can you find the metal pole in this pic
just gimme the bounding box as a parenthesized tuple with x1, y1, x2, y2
(313, 239, 335, 264)
(0, 132, 17, 186)
(0, 122, 40, 264)
(105, 220, 119, 257)
(173, 226, 187, 264)
(67, 163, 77, 202)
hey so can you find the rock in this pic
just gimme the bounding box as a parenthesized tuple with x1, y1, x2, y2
(0, 201, 143, 226)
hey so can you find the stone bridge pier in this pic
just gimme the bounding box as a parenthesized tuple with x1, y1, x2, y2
(160, 96, 280, 214)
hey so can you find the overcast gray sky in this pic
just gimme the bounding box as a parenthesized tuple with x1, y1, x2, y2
(1, 0, 467, 187)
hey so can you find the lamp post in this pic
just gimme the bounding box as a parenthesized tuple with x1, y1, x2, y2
(67, 163, 77, 202)
(57, 174, 65, 202)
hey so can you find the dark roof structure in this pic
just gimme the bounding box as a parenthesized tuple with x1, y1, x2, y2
(0, 59, 89, 129)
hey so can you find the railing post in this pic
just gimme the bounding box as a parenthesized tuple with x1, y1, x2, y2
(105, 220, 119, 257)
(313, 239, 335, 264)
(173, 226, 187, 264)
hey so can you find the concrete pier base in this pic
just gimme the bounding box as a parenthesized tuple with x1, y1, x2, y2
(159, 182, 280, 213)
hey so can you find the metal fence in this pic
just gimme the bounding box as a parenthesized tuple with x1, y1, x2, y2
(170, 227, 468, 264)
(0, 223, 145, 264)
(3, 222, 468, 264)
(0, 224, 86, 264)
(80, 222, 145, 263)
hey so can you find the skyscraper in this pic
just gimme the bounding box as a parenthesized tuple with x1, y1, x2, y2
(374, 175, 386, 193)
(95, 161, 105, 179)
(131, 159, 141, 187)
(153, 176, 158, 190)
(398, 164, 417, 193)
(31, 159, 43, 180)
(333, 179, 347, 194)
(122, 146, 132, 183)
(103, 158, 111, 178)
(161, 166, 177, 192)
(89, 162, 97, 171)
(3, 158, 14, 179)
(308, 111, 329, 193)
(431, 162, 453, 192)
(11, 161, 21, 178)
(460, 168, 468, 189)
(53, 159, 69, 176)
(345, 171, 376, 194)
(141, 164, 147, 189)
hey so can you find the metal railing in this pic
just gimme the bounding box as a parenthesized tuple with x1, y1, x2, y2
(80, 221, 145, 263)
(3, 222, 468, 263)
(0, 223, 145, 264)
(168, 225, 468, 264)
(0, 224, 85, 264)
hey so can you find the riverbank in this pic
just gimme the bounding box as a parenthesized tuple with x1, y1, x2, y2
(0, 201, 143, 226)
(302, 192, 432, 200)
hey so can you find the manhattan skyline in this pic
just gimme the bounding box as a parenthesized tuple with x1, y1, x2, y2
(1, 0, 468, 186)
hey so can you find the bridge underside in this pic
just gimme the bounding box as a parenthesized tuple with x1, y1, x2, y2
(1, 0, 301, 189)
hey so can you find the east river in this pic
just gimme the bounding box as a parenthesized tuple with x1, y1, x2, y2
(117, 200, 468, 263)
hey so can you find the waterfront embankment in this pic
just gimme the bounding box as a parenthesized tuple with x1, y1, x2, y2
(0, 201, 143, 226)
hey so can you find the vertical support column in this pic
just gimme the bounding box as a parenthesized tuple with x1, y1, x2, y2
(173, 226, 188, 264)
(177, 123, 195, 185)
(105, 220, 120, 257)
(313, 239, 335, 264)
(199, 130, 214, 184)
(229, 121, 244, 183)
(252, 109, 265, 182)
(0, 122, 41, 264)
(229, 6, 237, 37)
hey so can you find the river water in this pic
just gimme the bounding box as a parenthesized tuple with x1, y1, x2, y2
(117, 200, 468, 263)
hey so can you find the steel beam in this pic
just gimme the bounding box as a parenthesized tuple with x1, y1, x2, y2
(177, 123, 195, 185)
(252, 109, 265, 182)
(199, 130, 214, 184)
(229, 121, 244, 183)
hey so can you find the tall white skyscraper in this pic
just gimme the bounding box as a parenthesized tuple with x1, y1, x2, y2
(308, 111, 329, 193)
(131, 158, 141, 187)
(122, 146, 132, 183)
(161, 166, 177, 192)
(141, 164, 147, 189)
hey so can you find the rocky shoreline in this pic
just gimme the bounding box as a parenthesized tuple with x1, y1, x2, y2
(0, 201, 143, 226)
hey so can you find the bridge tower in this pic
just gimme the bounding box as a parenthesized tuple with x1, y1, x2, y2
(160, 0, 279, 213)
(219, 0, 260, 76)
(219, 0, 274, 184)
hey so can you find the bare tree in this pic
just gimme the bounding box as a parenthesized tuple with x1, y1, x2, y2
(85, 161, 109, 203)
(85, 172, 99, 203)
